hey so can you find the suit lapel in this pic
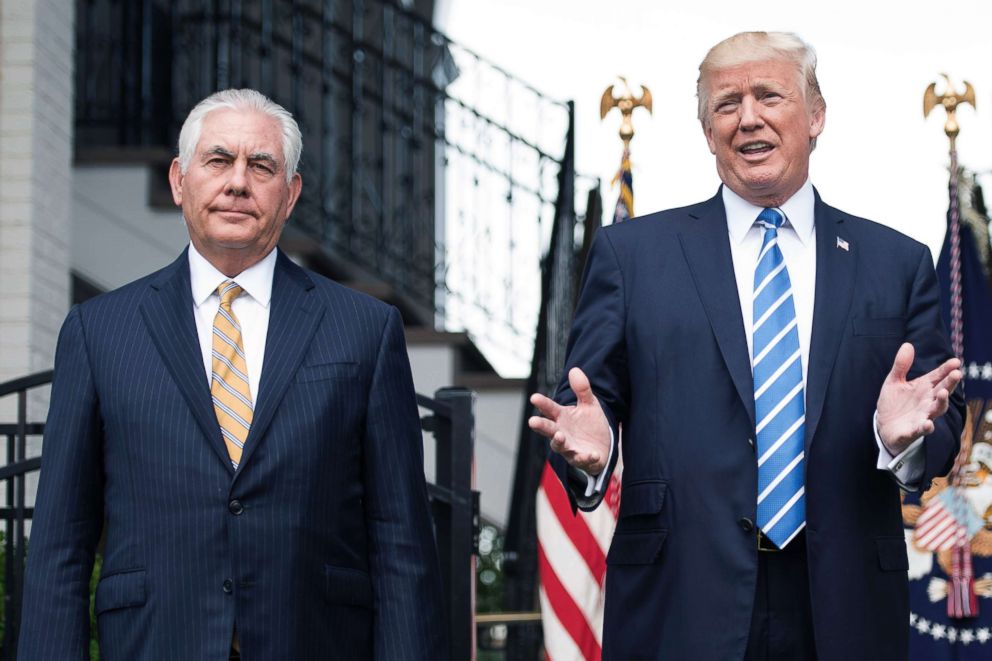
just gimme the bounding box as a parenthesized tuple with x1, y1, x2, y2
(679, 192, 756, 428)
(235, 250, 325, 472)
(139, 250, 233, 473)
(804, 193, 858, 449)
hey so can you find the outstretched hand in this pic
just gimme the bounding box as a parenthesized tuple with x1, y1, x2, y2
(876, 343, 962, 455)
(528, 367, 611, 474)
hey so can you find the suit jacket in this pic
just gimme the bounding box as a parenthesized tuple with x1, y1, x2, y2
(19, 249, 447, 661)
(552, 190, 964, 661)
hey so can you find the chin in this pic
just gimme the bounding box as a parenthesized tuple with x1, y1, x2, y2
(209, 226, 257, 244)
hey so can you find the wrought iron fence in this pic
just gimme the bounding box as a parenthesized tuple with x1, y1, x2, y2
(0, 372, 48, 660)
(0, 372, 478, 659)
(74, 0, 585, 375)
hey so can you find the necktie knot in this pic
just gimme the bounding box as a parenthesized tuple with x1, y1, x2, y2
(217, 280, 244, 308)
(757, 207, 785, 231)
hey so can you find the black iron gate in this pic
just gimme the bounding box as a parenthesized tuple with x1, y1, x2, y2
(74, 0, 577, 375)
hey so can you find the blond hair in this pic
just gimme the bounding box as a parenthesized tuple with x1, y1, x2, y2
(696, 31, 825, 125)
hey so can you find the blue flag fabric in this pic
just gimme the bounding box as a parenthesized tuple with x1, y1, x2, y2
(905, 221, 992, 659)
(612, 148, 633, 224)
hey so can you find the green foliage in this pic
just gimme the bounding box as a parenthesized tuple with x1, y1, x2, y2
(476, 524, 510, 658)
(475, 524, 504, 613)
(89, 554, 102, 660)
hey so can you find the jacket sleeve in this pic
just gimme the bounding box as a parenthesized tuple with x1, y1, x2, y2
(550, 229, 628, 511)
(18, 306, 104, 660)
(904, 245, 964, 486)
(363, 307, 448, 660)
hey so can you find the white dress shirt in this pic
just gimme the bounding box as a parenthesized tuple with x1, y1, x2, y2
(188, 243, 276, 406)
(581, 182, 923, 496)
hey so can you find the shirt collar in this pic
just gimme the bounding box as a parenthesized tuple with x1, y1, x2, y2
(722, 179, 815, 246)
(188, 243, 277, 309)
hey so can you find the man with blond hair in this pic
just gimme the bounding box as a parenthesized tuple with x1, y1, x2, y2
(19, 89, 447, 661)
(530, 32, 963, 659)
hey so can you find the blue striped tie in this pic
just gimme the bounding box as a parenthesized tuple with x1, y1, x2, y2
(752, 207, 805, 549)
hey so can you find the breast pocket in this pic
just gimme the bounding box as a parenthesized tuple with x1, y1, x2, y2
(295, 361, 359, 383)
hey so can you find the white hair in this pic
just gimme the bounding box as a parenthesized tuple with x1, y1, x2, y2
(177, 89, 302, 182)
(696, 31, 825, 125)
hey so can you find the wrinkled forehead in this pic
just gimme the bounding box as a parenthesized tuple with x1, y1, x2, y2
(197, 108, 284, 158)
(705, 58, 803, 97)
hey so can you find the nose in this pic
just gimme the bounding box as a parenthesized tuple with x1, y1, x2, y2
(739, 96, 763, 131)
(225, 161, 249, 197)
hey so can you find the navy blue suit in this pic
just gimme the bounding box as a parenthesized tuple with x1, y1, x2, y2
(553, 191, 964, 660)
(19, 249, 447, 660)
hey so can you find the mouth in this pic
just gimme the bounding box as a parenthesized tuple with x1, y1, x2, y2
(737, 141, 775, 159)
(212, 209, 256, 220)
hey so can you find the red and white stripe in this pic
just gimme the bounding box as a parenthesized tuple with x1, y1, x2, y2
(914, 498, 967, 551)
(537, 459, 622, 661)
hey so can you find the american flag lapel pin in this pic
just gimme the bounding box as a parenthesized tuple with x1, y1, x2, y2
(836, 236, 849, 251)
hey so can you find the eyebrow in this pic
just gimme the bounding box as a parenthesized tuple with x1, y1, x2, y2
(200, 147, 281, 170)
(247, 151, 279, 169)
(202, 146, 236, 160)
(711, 80, 788, 105)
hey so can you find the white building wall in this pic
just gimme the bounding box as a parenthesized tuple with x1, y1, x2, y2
(0, 0, 74, 405)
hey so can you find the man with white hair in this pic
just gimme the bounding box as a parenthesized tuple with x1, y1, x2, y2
(19, 89, 447, 660)
(529, 32, 964, 659)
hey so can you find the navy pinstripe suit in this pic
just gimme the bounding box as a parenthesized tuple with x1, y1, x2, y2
(18, 248, 447, 660)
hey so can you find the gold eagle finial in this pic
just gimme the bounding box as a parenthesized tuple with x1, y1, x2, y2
(601, 76, 653, 148)
(924, 73, 976, 149)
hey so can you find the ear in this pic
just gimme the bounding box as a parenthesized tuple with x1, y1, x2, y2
(702, 119, 717, 155)
(168, 158, 184, 206)
(809, 103, 826, 140)
(284, 172, 303, 219)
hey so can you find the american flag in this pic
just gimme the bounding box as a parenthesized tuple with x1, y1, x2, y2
(914, 488, 982, 552)
(536, 143, 633, 660)
(537, 462, 622, 660)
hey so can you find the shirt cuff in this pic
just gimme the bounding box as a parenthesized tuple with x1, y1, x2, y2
(579, 426, 616, 497)
(873, 410, 925, 490)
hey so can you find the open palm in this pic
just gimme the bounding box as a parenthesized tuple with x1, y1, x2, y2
(876, 343, 962, 455)
(528, 367, 611, 474)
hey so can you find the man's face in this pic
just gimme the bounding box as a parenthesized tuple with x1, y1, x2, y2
(702, 59, 825, 207)
(169, 108, 302, 269)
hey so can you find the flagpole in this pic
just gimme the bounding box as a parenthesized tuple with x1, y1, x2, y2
(923, 73, 978, 619)
(924, 74, 975, 363)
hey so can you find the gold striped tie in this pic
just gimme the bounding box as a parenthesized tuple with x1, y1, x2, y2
(211, 281, 252, 469)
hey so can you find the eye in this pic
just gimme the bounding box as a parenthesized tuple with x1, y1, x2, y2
(251, 162, 276, 175)
(715, 100, 738, 114)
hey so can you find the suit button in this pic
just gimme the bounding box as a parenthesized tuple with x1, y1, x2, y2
(229, 499, 244, 515)
(222, 579, 233, 594)
(739, 517, 754, 532)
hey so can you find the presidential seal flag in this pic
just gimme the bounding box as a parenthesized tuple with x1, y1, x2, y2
(903, 182, 992, 659)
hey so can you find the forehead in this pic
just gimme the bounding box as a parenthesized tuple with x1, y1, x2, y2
(707, 59, 802, 96)
(197, 108, 284, 157)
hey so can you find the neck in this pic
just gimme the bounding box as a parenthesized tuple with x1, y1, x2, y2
(197, 245, 274, 278)
(728, 182, 804, 210)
